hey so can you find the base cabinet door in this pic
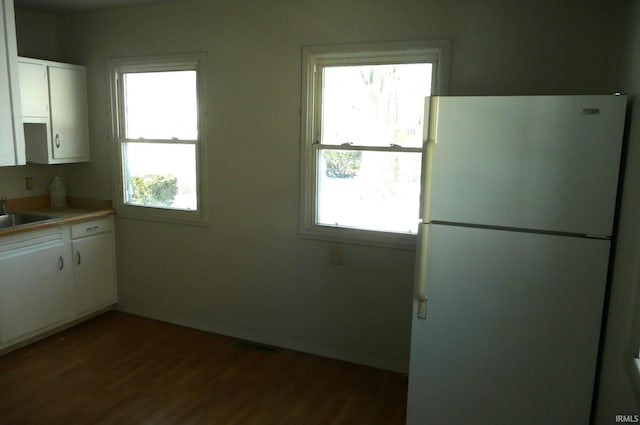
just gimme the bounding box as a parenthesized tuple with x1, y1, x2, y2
(72, 222, 117, 315)
(0, 239, 72, 343)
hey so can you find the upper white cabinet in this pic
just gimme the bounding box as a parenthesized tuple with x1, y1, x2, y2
(18, 57, 90, 164)
(19, 60, 48, 117)
(0, 0, 25, 167)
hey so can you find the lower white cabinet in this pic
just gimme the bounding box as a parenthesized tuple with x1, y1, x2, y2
(71, 217, 117, 315)
(0, 217, 117, 349)
(0, 228, 72, 343)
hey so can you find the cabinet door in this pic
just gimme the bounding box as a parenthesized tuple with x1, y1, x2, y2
(18, 61, 48, 118)
(0, 0, 25, 166)
(0, 241, 72, 343)
(73, 233, 117, 315)
(48, 65, 90, 161)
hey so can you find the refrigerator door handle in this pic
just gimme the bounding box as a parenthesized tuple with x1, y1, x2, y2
(415, 224, 429, 319)
(418, 297, 428, 319)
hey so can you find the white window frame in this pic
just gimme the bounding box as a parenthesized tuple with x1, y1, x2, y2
(108, 53, 207, 225)
(299, 40, 451, 249)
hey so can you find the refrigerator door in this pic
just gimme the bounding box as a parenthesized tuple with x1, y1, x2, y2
(423, 95, 626, 236)
(407, 223, 610, 425)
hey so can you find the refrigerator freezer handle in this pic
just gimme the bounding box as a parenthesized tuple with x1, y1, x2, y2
(415, 224, 429, 319)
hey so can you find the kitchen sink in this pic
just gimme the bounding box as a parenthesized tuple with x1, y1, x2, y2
(0, 213, 60, 230)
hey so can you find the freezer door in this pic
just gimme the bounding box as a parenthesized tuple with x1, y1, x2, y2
(407, 223, 610, 425)
(423, 95, 626, 236)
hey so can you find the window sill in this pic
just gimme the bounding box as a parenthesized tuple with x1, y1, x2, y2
(298, 224, 417, 250)
(115, 204, 206, 227)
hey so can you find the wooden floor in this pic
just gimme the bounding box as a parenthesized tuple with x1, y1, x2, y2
(0, 312, 408, 425)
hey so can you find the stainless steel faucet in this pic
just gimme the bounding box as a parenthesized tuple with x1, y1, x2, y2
(1, 197, 7, 215)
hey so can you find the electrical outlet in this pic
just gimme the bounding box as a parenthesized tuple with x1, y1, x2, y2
(25, 177, 33, 191)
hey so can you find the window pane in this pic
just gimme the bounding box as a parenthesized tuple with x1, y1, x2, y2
(123, 142, 197, 211)
(317, 149, 421, 233)
(321, 63, 431, 148)
(124, 71, 197, 140)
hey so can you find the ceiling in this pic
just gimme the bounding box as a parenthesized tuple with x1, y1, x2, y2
(14, 0, 176, 12)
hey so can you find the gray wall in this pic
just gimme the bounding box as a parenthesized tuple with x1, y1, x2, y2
(43, 0, 631, 373)
(9, 0, 635, 388)
(9, 0, 640, 419)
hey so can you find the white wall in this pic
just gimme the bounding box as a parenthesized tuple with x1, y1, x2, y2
(14, 7, 58, 59)
(41, 0, 631, 371)
(595, 1, 640, 422)
(0, 8, 65, 200)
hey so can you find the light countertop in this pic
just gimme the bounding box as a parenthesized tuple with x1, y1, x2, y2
(0, 206, 114, 237)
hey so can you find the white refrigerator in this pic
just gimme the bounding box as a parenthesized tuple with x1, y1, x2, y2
(406, 95, 627, 425)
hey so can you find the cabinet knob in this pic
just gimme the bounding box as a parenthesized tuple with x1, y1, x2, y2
(55, 134, 61, 148)
(76, 251, 81, 265)
(58, 256, 64, 270)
